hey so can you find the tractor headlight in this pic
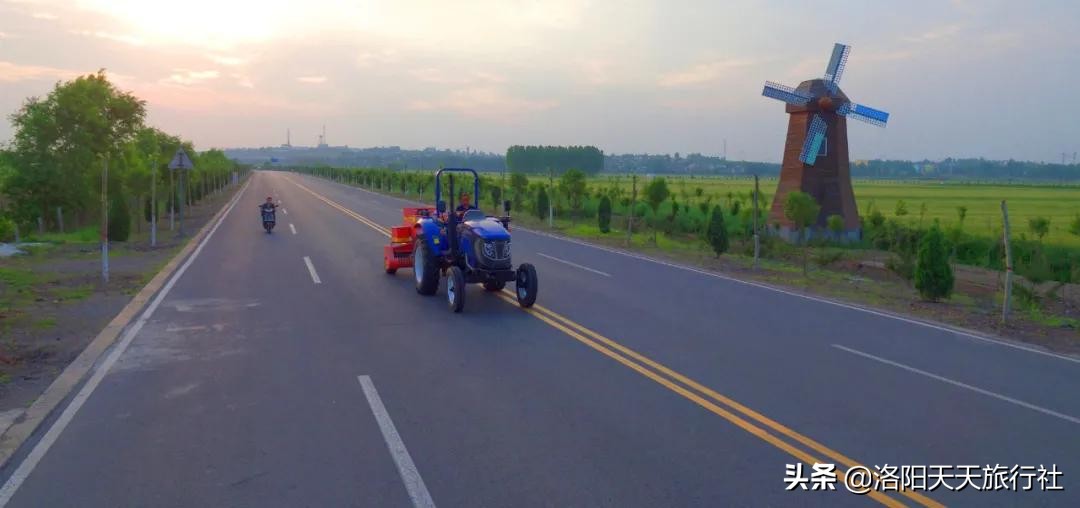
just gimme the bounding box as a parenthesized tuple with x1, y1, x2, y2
(483, 241, 497, 259)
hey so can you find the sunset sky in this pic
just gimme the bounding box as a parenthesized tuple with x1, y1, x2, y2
(1, 0, 1078, 162)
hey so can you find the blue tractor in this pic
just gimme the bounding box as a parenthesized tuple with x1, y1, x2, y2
(384, 168, 538, 312)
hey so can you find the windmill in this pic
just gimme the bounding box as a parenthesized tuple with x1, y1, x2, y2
(761, 43, 890, 240)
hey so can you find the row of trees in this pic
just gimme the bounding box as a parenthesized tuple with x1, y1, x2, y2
(296, 167, 1080, 301)
(505, 145, 604, 174)
(0, 71, 244, 242)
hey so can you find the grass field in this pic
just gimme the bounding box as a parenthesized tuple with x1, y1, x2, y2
(517, 175, 1080, 247)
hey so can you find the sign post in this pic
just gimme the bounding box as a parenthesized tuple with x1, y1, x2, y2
(101, 155, 109, 284)
(150, 154, 157, 247)
(169, 148, 195, 237)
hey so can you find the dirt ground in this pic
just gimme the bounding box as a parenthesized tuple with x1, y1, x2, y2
(0, 185, 243, 412)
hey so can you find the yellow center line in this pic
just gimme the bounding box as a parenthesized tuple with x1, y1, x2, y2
(286, 175, 944, 508)
(520, 300, 944, 508)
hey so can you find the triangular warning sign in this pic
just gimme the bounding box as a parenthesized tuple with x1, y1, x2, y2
(168, 148, 195, 170)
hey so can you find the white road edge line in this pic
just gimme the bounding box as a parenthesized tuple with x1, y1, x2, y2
(282, 208, 288, 215)
(537, 252, 611, 277)
(303, 256, 321, 284)
(0, 180, 251, 506)
(357, 375, 436, 508)
(522, 228, 1080, 366)
(832, 344, 1080, 425)
(289, 223, 297, 235)
(295, 172, 1080, 366)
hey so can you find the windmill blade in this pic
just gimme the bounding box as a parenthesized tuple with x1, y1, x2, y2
(838, 102, 889, 127)
(799, 114, 828, 165)
(762, 81, 811, 106)
(824, 43, 851, 85)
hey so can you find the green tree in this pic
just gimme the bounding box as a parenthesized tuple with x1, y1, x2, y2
(1028, 216, 1050, 242)
(643, 177, 670, 244)
(509, 171, 529, 206)
(956, 205, 968, 226)
(826, 214, 844, 238)
(490, 185, 503, 210)
(783, 191, 821, 276)
(894, 200, 908, 217)
(914, 223, 954, 301)
(535, 186, 549, 221)
(558, 169, 588, 224)
(597, 195, 612, 233)
(1069, 214, 1080, 237)
(4, 70, 146, 226)
(108, 190, 131, 241)
(705, 205, 729, 257)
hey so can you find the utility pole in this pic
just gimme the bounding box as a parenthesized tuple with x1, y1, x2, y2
(178, 166, 185, 236)
(1001, 200, 1013, 323)
(627, 173, 638, 246)
(548, 167, 554, 228)
(169, 169, 175, 230)
(101, 154, 109, 284)
(753, 174, 760, 269)
(150, 153, 158, 247)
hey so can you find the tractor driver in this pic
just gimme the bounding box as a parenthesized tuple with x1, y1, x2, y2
(455, 192, 478, 217)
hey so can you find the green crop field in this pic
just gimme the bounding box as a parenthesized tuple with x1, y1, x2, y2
(516, 174, 1080, 247)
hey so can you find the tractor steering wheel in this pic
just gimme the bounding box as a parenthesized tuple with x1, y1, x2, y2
(462, 209, 486, 222)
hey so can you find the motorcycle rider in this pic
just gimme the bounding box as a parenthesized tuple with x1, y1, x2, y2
(259, 196, 277, 218)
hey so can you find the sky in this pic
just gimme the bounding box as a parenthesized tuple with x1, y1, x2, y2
(1, 0, 1078, 163)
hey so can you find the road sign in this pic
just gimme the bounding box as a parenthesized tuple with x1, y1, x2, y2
(168, 148, 195, 171)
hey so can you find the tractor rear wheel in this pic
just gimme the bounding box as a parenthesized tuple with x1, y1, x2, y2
(447, 266, 466, 313)
(414, 238, 439, 295)
(515, 263, 538, 308)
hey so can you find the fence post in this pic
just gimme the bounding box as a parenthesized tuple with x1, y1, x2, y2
(627, 174, 637, 247)
(38, 216, 44, 235)
(1001, 200, 1013, 323)
(753, 174, 760, 270)
(57, 207, 64, 234)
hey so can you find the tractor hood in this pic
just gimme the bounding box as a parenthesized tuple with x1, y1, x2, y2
(464, 217, 510, 241)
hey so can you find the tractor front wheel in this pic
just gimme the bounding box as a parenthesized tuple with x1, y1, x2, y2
(515, 263, 538, 308)
(447, 266, 466, 313)
(414, 238, 439, 295)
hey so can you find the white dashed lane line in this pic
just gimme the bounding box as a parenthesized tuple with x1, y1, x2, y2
(303, 256, 321, 284)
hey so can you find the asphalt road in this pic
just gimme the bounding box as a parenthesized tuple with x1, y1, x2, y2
(2, 170, 1077, 507)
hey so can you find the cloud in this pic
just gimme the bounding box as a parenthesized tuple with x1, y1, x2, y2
(658, 59, 754, 87)
(356, 49, 399, 68)
(408, 68, 506, 85)
(71, 30, 145, 46)
(162, 69, 220, 85)
(408, 87, 557, 119)
(857, 49, 915, 63)
(902, 24, 963, 44)
(31, 11, 57, 20)
(210, 55, 246, 66)
(0, 60, 78, 82)
(232, 74, 254, 88)
(297, 75, 327, 84)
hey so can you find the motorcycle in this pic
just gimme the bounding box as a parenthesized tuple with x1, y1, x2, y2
(261, 207, 276, 233)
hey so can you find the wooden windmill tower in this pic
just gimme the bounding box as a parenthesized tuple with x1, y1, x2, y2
(761, 43, 890, 240)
